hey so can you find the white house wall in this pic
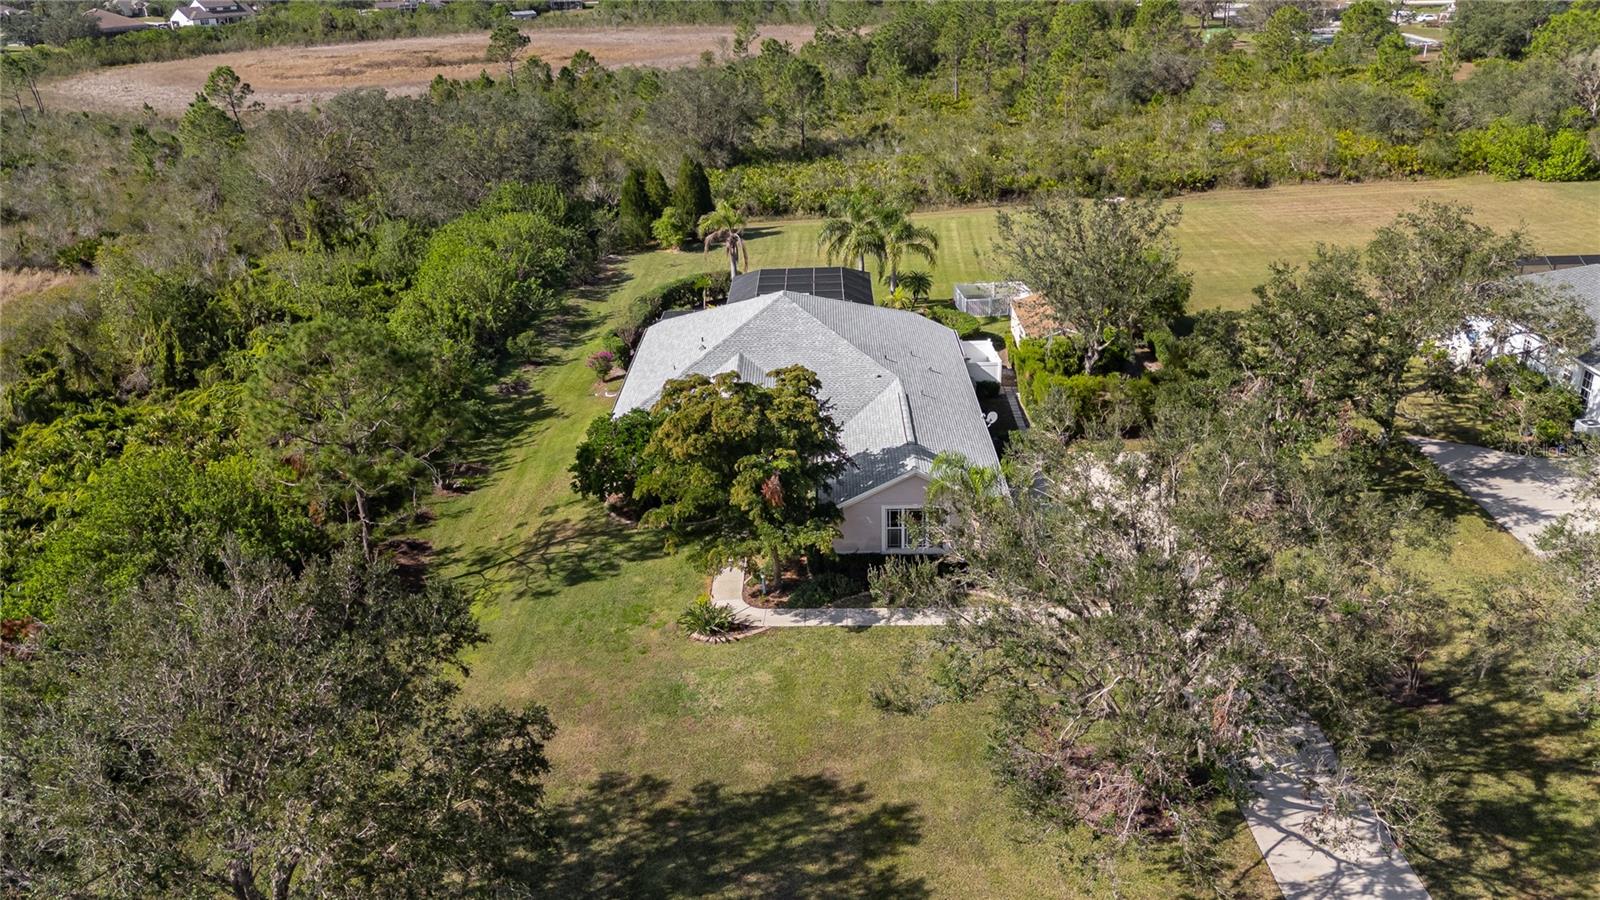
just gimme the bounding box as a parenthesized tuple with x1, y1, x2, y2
(834, 474, 932, 554)
(1445, 317, 1600, 420)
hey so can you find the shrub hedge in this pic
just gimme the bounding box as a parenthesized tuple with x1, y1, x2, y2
(612, 271, 730, 351)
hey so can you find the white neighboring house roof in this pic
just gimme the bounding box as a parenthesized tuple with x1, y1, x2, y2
(612, 290, 1002, 503)
(1519, 263, 1600, 368)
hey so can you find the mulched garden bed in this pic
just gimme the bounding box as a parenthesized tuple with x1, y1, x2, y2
(688, 625, 770, 644)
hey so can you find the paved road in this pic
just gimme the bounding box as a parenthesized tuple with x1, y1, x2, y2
(1244, 722, 1431, 900)
(1409, 438, 1593, 552)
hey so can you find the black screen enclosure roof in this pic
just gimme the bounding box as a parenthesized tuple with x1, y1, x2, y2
(728, 267, 875, 305)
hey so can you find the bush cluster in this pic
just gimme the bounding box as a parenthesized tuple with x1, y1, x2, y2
(677, 595, 741, 637)
(1010, 335, 1158, 436)
(788, 571, 864, 608)
(611, 271, 730, 350)
(924, 304, 984, 340)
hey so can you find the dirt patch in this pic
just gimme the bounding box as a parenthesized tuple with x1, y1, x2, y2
(39, 24, 816, 115)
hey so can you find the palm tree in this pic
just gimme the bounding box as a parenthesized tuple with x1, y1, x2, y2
(898, 270, 933, 304)
(816, 195, 886, 273)
(877, 208, 938, 294)
(698, 200, 749, 280)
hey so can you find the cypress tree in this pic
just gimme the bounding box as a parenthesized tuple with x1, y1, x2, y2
(618, 168, 652, 249)
(643, 168, 670, 218)
(674, 157, 714, 225)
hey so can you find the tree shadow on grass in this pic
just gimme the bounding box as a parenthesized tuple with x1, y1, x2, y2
(1403, 666, 1598, 899)
(524, 772, 928, 899)
(445, 507, 669, 602)
(547, 264, 636, 351)
(450, 377, 554, 485)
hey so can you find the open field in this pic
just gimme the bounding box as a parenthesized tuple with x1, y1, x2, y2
(426, 178, 1598, 896)
(39, 24, 816, 114)
(637, 178, 1599, 311)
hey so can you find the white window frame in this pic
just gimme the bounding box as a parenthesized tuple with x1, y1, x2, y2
(882, 505, 934, 554)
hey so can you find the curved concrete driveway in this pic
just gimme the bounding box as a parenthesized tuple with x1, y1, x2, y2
(1408, 438, 1594, 552)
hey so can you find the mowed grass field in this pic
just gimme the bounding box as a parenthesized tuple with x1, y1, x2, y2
(637, 177, 1599, 311)
(428, 177, 1597, 897)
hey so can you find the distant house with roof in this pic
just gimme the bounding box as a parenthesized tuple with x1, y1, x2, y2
(613, 285, 1004, 554)
(84, 8, 158, 35)
(1008, 290, 1064, 346)
(370, 0, 443, 11)
(169, 0, 253, 27)
(1448, 261, 1600, 433)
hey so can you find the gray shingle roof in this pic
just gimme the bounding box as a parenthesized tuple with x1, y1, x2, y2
(1518, 263, 1600, 366)
(613, 291, 1001, 501)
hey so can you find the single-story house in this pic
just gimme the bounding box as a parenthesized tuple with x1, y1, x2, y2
(728, 266, 874, 305)
(1008, 290, 1064, 346)
(169, 0, 253, 27)
(613, 289, 1003, 554)
(954, 281, 1027, 316)
(1447, 262, 1600, 433)
(370, 0, 444, 9)
(84, 8, 158, 35)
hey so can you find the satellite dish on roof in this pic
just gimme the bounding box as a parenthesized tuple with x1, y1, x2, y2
(984, 411, 999, 427)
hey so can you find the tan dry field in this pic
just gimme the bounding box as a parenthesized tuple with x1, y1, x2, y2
(0, 268, 86, 306)
(40, 24, 817, 115)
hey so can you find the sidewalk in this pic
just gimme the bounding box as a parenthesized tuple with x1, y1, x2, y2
(1243, 721, 1431, 900)
(709, 568, 951, 627)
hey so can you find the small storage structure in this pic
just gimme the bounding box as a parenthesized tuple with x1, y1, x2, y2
(953, 281, 1028, 316)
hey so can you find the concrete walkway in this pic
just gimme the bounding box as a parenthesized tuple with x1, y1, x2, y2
(1409, 438, 1593, 552)
(709, 568, 951, 627)
(1243, 722, 1431, 900)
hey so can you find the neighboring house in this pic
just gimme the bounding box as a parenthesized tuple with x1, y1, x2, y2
(84, 8, 158, 35)
(1008, 290, 1064, 346)
(954, 281, 1027, 316)
(546, 0, 587, 10)
(728, 267, 874, 305)
(370, 0, 443, 10)
(613, 290, 1003, 554)
(1447, 262, 1600, 432)
(169, 0, 253, 27)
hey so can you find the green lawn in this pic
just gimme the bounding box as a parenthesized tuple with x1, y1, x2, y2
(425, 176, 1598, 897)
(639, 177, 1598, 312)
(1381, 454, 1600, 899)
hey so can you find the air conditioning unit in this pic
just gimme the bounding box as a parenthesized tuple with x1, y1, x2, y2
(1574, 417, 1600, 436)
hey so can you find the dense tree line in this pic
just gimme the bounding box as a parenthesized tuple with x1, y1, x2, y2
(1, 32, 609, 898)
(8, 2, 1598, 255)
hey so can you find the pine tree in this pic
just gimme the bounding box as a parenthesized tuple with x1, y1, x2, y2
(618, 168, 653, 250)
(673, 157, 715, 224)
(643, 168, 670, 219)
